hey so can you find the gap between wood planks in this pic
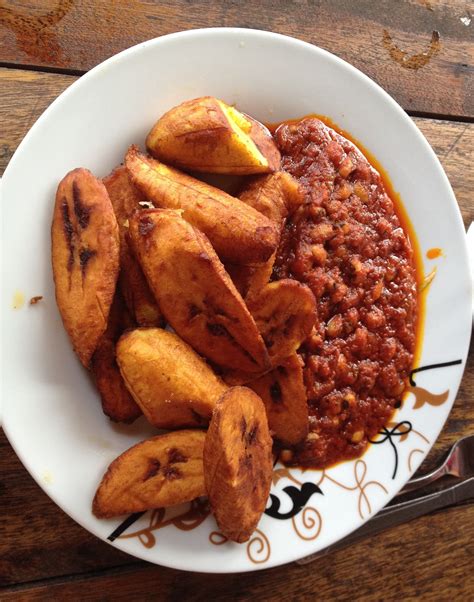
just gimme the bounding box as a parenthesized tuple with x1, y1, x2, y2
(1, 500, 473, 595)
(0, 61, 472, 125)
(0, 560, 145, 596)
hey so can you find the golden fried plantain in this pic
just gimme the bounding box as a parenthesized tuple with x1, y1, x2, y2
(91, 291, 142, 423)
(239, 171, 306, 224)
(146, 96, 280, 175)
(203, 386, 273, 543)
(247, 279, 317, 366)
(52, 168, 119, 367)
(93, 430, 206, 518)
(129, 209, 270, 373)
(103, 165, 146, 218)
(125, 146, 279, 265)
(103, 166, 162, 327)
(116, 328, 228, 428)
(248, 354, 309, 445)
(225, 172, 304, 300)
(220, 367, 269, 387)
(225, 252, 276, 301)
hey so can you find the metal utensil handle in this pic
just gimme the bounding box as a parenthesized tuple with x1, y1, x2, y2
(296, 476, 474, 565)
(398, 463, 450, 495)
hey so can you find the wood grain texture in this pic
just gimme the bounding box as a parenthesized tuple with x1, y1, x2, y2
(0, 0, 473, 118)
(0, 68, 473, 594)
(0, 69, 472, 220)
(2, 504, 474, 600)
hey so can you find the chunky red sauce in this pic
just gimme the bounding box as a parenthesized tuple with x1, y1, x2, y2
(272, 118, 418, 468)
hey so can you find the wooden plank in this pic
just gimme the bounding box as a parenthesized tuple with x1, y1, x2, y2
(0, 432, 137, 587)
(2, 505, 474, 600)
(0, 68, 472, 587)
(1, 69, 472, 226)
(0, 0, 473, 118)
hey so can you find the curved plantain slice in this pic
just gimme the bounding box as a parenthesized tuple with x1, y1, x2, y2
(204, 386, 273, 543)
(93, 430, 206, 518)
(146, 96, 280, 175)
(129, 209, 270, 373)
(125, 145, 279, 265)
(91, 291, 142, 423)
(238, 171, 306, 224)
(247, 279, 317, 367)
(52, 168, 120, 367)
(225, 252, 276, 301)
(226, 172, 303, 301)
(248, 354, 309, 446)
(103, 166, 163, 327)
(220, 367, 270, 387)
(116, 328, 228, 429)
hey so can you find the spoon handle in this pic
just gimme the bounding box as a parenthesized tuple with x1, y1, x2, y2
(296, 476, 474, 565)
(397, 462, 449, 495)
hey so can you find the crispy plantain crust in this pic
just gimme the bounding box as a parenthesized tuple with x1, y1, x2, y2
(128, 209, 270, 373)
(146, 96, 280, 175)
(93, 430, 206, 518)
(125, 146, 279, 265)
(225, 252, 276, 301)
(225, 172, 303, 301)
(103, 166, 162, 327)
(238, 171, 305, 224)
(248, 354, 309, 445)
(116, 328, 228, 428)
(203, 386, 273, 543)
(91, 291, 142, 423)
(52, 168, 119, 367)
(247, 279, 317, 366)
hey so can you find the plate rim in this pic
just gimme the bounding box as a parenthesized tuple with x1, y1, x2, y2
(2, 27, 472, 573)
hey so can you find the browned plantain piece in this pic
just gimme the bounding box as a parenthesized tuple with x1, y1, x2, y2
(125, 146, 279, 265)
(129, 209, 270, 373)
(239, 171, 306, 224)
(225, 172, 303, 300)
(247, 279, 317, 366)
(52, 168, 119, 367)
(103, 166, 162, 327)
(248, 354, 309, 446)
(93, 430, 206, 518)
(203, 386, 273, 543)
(146, 96, 280, 175)
(225, 252, 276, 301)
(116, 328, 228, 428)
(91, 291, 142, 423)
(220, 367, 269, 387)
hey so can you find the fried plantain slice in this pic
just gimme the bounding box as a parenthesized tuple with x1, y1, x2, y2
(93, 430, 206, 518)
(146, 96, 280, 175)
(225, 172, 304, 301)
(129, 209, 270, 373)
(220, 367, 269, 387)
(91, 290, 142, 423)
(248, 354, 309, 446)
(247, 279, 317, 367)
(52, 168, 119, 367)
(225, 251, 276, 301)
(103, 166, 162, 327)
(116, 328, 228, 429)
(204, 386, 273, 543)
(238, 171, 306, 224)
(125, 146, 279, 265)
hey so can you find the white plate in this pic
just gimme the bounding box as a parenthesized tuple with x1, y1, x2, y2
(1, 28, 471, 572)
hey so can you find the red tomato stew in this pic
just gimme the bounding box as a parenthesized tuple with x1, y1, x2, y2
(272, 117, 420, 468)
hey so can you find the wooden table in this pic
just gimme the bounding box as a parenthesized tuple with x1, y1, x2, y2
(1, 1, 473, 599)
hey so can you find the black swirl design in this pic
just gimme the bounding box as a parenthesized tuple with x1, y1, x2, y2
(369, 421, 413, 479)
(409, 360, 462, 386)
(265, 482, 323, 520)
(108, 511, 145, 542)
